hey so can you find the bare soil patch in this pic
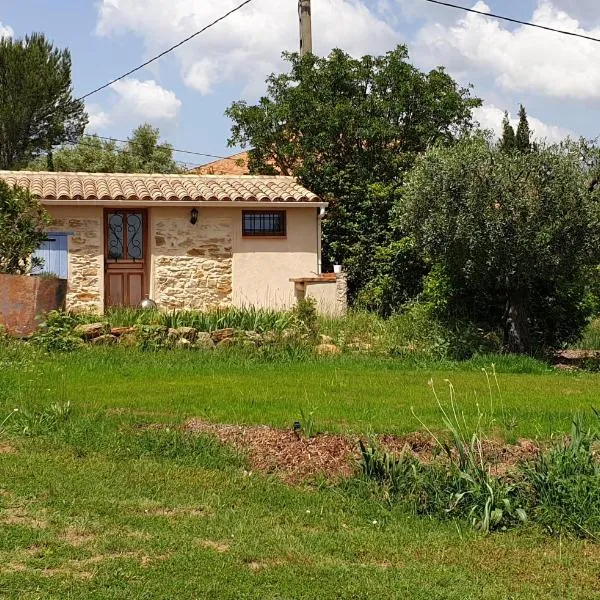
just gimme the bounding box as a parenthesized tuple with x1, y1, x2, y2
(184, 420, 541, 482)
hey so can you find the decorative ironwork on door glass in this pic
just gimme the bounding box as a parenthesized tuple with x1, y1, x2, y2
(107, 212, 144, 261)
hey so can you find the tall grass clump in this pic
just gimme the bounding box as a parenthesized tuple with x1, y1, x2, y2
(359, 377, 526, 534)
(105, 306, 296, 333)
(524, 413, 600, 539)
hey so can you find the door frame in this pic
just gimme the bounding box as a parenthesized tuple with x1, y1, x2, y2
(103, 208, 149, 308)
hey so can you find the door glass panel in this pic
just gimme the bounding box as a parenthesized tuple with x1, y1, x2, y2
(107, 214, 124, 260)
(127, 213, 144, 260)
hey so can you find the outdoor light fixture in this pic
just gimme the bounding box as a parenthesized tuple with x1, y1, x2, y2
(293, 421, 302, 439)
(190, 207, 199, 225)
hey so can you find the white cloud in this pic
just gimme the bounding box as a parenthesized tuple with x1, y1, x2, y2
(96, 0, 399, 96)
(473, 103, 573, 143)
(110, 79, 182, 120)
(415, 1, 600, 102)
(86, 104, 112, 131)
(0, 21, 14, 38)
(551, 0, 600, 24)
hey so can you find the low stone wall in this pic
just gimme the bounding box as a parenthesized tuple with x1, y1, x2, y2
(0, 274, 67, 336)
(152, 216, 233, 310)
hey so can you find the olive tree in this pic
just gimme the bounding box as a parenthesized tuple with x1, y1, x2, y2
(400, 135, 600, 353)
(0, 182, 50, 275)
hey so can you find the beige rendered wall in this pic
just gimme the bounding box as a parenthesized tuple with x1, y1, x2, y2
(232, 207, 319, 309)
(150, 207, 233, 310)
(45, 205, 104, 313)
(305, 282, 342, 316)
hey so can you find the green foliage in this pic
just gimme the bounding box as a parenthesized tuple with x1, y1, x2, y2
(298, 407, 318, 439)
(400, 135, 600, 353)
(31, 310, 86, 352)
(515, 105, 532, 153)
(499, 111, 516, 153)
(227, 46, 480, 302)
(29, 124, 180, 173)
(524, 414, 600, 539)
(292, 297, 319, 342)
(0, 181, 50, 274)
(105, 306, 295, 333)
(356, 235, 427, 316)
(0, 33, 86, 169)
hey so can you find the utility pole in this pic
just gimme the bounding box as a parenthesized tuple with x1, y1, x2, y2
(299, 0, 312, 56)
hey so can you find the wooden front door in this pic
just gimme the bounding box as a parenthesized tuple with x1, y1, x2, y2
(104, 210, 147, 307)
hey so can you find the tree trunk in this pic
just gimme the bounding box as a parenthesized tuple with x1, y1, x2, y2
(504, 285, 531, 354)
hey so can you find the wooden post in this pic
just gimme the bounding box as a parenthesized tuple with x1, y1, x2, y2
(299, 0, 313, 56)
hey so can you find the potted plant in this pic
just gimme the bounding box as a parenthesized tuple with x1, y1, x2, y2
(0, 181, 67, 336)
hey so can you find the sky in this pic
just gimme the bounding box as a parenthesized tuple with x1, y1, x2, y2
(1, 0, 600, 169)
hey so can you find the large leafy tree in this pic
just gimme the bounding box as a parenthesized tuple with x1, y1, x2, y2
(400, 135, 600, 353)
(0, 181, 50, 275)
(226, 46, 480, 302)
(0, 33, 87, 169)
(30, 124, 181, 173)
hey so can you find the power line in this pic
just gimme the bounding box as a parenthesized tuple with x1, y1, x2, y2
(51, 136, 202, 170)
(79, 0, 256, 101)
(420, 0, 600, 44)
(82, 134, 227, 160)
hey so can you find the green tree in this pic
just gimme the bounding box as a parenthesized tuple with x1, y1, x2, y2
(0, 181, 50, 274)
(0, 33, 86, 170)
(226, 46, 480, 303)
(515, 104, 532, 152)
(400, 135, 600, 353)
(30, 124, 181, 173)
(500, 111, 516, 153)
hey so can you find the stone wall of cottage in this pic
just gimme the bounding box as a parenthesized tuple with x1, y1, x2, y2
(152, 213, 233, 310)
(49, 212, 104, 313)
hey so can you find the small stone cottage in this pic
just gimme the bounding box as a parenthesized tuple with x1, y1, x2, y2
(0, 171, 346, 315)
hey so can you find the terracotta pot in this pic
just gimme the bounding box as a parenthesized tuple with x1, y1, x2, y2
(0, 274, 67, 337)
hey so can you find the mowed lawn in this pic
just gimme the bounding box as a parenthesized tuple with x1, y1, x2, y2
(2, 346, 600, 598)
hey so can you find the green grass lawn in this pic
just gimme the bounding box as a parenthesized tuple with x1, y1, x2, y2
(2, 346, 600, 598)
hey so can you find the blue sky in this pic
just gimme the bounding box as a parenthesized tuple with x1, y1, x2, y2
(1, 0, 600, 169)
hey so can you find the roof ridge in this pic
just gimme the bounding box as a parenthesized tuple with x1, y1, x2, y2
(0, 170, 294, 180)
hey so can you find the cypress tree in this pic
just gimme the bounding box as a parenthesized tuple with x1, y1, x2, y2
(515, 105, 532, 153)
(500, 111, 516, 153)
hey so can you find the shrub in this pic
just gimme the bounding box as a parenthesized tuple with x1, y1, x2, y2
(31, 310, 86, 352)
(0, 181, 50, 274)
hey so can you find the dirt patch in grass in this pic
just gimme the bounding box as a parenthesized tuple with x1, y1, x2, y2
(184, 419, 542, 483)
(197, 540, 230, 553)
(0, 443, 15, 455)
(0, 507, 48, 529)
(59, 527, 96, 548)
(186, 420, 355, 483)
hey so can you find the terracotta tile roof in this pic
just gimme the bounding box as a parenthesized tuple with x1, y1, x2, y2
(191, 151, 282, 176)
(192, 152, 251, 175)
(0, 171, 320, 203)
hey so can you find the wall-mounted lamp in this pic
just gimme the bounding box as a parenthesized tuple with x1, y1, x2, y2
(190, 207, 199, 225)
(319, 207, 326, 218)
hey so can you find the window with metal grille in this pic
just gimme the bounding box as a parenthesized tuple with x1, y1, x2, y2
(242, 210, 286, 237)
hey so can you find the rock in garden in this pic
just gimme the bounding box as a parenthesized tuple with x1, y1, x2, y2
(119, 333, 137, 347)
(320, 334, 334, 345)
(74, 322, 107, 340)
(176, 338, 193, 349)
(210, 328, 235, 343)
(110, 327, 136, 337)
(315, 343, 341, 356)
(195, 332, 215, 350)
(91, 334, 118, 346)
(217, 338, 237, 349)
(168, 326, 198, 341)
